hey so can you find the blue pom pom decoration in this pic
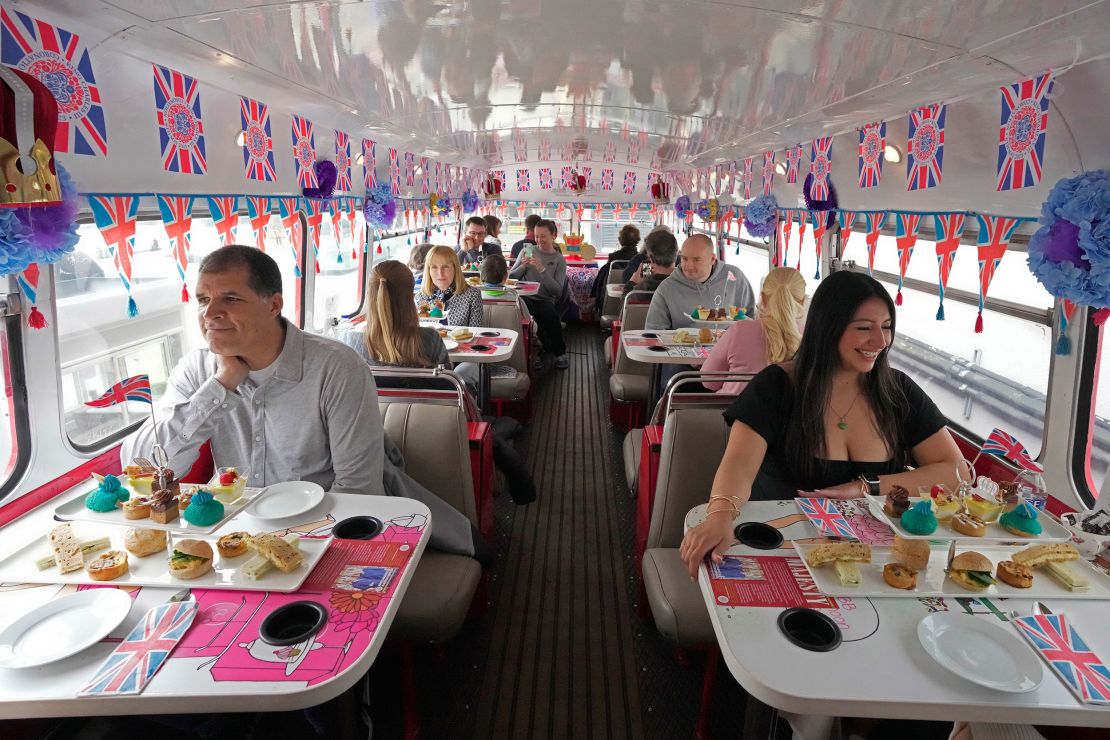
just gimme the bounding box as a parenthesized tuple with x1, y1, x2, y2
(743, 194, 778, 238)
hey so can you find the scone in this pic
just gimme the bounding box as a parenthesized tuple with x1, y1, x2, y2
(996, 560, 1033, 588)
(883, 563, 917, 589)
(124, 527, 168, 557)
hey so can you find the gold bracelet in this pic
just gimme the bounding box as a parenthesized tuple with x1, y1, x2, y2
(706, 501, 739, 517)
(711, 493, 743, 506)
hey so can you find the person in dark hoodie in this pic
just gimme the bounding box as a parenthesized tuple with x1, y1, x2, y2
(645, 233, 756, 330)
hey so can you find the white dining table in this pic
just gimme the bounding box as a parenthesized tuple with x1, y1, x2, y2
(0, 488, 430, 719)
(620, 329, 714, 405)
(606, 284, 625, 299)
(688, 499, 1110, 728)
(442, 325, 518, 411)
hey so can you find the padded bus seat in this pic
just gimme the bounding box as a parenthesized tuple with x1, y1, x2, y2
(379, 398, 481, 644)
(600, 259, 629, 330)
(623, 429, 642, 492)
(482, 301, 532, 402)
(608, 300, 651, 404)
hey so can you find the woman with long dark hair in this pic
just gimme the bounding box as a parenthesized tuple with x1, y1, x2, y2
(680, 270, 963, 577)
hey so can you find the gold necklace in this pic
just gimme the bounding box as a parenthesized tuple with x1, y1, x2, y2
(829, 389, 862, 430)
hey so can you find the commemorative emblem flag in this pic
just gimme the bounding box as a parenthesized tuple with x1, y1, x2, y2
(932, 213, 965, 320)
(334, 130, 352, 192)
(809, 138, 833, 200)
(240, 96, 275, 182)
(857, 121, 885, 188)
(997, 71, 1054, 191)
(907, 103, 945, 191)
(362, 139, 377, 188)
(152, 64, 205, 174)
(1, 8, 108, 156)
(785, 146, 802, 184)
(291, 115, 317, 188)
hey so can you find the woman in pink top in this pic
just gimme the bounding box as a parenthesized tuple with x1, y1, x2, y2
(702, 267, 807, 394)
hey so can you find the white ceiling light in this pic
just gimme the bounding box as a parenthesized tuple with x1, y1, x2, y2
(775, 162, 787, 175)
(355, 153, 365, 165)
(884, 144, 903, 163)
(235, 131, 245, 147)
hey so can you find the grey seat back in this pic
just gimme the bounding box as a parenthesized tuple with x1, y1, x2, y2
(601, 260, 631, 319)
(612, 301, 651, 378)
(482, 301, 527, 374)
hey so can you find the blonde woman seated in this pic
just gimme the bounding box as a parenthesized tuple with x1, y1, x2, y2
(701, 267, 807, 395)
(416, 245, 484, 327)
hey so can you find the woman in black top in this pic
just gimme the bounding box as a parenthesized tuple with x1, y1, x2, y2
(680, 271, 963, 578)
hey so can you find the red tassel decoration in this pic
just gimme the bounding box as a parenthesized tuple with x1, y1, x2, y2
(181, 284, 190, 303)
(1094, 308, 1110, 327)
(315, 260, 321, 274)
(351, 247, 357, 260)
(895, 290, 903, 306)
(376, 243, 383, 254)
(974, 311, 984, 333)
(27, 305, 47, 329)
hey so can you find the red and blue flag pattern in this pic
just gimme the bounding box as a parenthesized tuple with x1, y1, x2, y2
(894, 212, 921, 305)
(152, 64, 205, 174)
(997, 71, 1054, 191)
(79, 600, 197, 695)
(239, 96, 275, 182)
(623, 170, 637, 194)
(334, 130, 352, 192)
(291, 114, 317, 188)
(516, 168, 530, 192)
(388, 147, 400, 195)
(862, 211, 887, 275)
(89, 195, 140, 316)
(538, 167, 553, 190)
(1014, 614, 1110, 704)
(796, 497, 857, 539)
(837, 211, 857, 255)
(1, 9, 108, 156)
(809, 138, 833, 200)
(980, 427, 1043, 472)
(362, 139, 376, 189)
(84, 374, 153, 407)
(245, 196, 271, 252)
(601, 168, 614, 191)
(974, 214, 1021, 332)
(156, 195, 194, 302)
(742, 157, 754, 200)
(277, 196, 303, 278)
(907, 103, 945, 190)
(932, 213, 965, 320)
(857, 121, 885, 188)
(785, 146, 802, 184)
(207, 196, 239, 246)
(762, 151, 775, 196)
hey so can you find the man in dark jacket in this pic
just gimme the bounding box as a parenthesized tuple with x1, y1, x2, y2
(510, 213, 541, 258)
(622, 228, 677, 303)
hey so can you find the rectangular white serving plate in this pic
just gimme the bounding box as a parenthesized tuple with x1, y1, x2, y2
(864, 494, 1071, 543)
(657, 330, 719, 346)
(792, 542, 1110, 599)
(54, 482, 263, 535)
(0, 521, 331, 593)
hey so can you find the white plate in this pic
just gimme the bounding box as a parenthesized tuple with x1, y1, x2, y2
(246, 480, 326, 520)
(864, 494, 1071, 543)
(917, 613, 1044, 693)
(441, 338, 459, 351)
(53, 481, 263, 535)
(791, 542, 1110, 599)
(0, 521, 331, 593)
(688, 317, 744, 329)
(0, 589, 132, 669)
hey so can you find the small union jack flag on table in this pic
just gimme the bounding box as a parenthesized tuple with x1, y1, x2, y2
(795, 497, 857, 539)
(84, 374, 152, 407)
(79, 600, 198, 697)
(1013, 614, 1110, 704)
(980, 426, 1043, 472)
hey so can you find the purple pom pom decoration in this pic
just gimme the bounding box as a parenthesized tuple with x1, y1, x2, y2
(462, 190, 479, 214)
(0, 163, 80, 275)
(302, 159, 338, 199)
(803, 173, 838, 229)
(743, 194, 778, 238)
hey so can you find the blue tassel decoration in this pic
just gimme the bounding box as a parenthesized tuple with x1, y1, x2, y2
(294, 265, 303, 278)
(1055, 309, 1071, 355)
(127, 296, 139, 318)
(936, 302, 945, 321)
(337, 252, 343, 264)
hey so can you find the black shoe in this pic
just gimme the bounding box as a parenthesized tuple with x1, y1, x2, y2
(506, 470, 537, 505)
(489, 416, 523, 439)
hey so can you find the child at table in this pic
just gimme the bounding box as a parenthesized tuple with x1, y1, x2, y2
(480, 254, 509, 287)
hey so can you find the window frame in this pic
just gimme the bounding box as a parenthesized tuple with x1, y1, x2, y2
(1072, 311, 1103, 507)
(0, 312, 32, 503)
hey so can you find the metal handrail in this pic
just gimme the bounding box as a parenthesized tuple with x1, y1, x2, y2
(368, 366, 479, 419)
(650, 370, 756, 425)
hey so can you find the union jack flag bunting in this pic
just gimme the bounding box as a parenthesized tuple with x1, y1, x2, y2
(627, 136, 640, 165)
(809, 211, 826, 280)
(623, 170, 637, 194)
(277, 196, 304, 277)
(303, 198, 326, 273)
(291, 114, 317, 187)
(1014, 614, 1110, 704)
(786, 146, 803, 184)
(581, 166, 592, 189)
(419, 156, 430, 195)
(84, 374, 153, 407)
(88, 195, 140, 316)
(245, 196, 271, 252)
(16, 264, 45, 329)
(837, 211, 856, 254)
(156, 195, 194, 302)
(207, 196, 239, 246)
(601, 168, 614, 191)
(858, 121, 885, 188)
(894, 212, 921, 304)
(538, 136, 551, 161)
(796, 498, 857, 539)
(974, 214, 1021, 332)
(512, 127, 527, 162)
(152, 64, 205, 175)
(781, 211, 793, 265)
(980, 427, 1043, 472)
(434, 161, 443, 194)
(604, 140, 616, 163)
(933, 213, 965, 320)
(538, 167, 553, 190)
(403, 151, 415, 187)
(239, 96, 275, 181)
(1, 9, 108, 156)
(907, 103, 945, 190)
(742, 157, 754, 200)
(809, 138, 833, 200)
(334, 130, 352, 192)
(862, 211, 887, 275)
(998, 71, 1054, 191)
(762, 151, 775, 196)
(362, 139, 377, 188)
(79, 600, 197, 696)
(516, 168, 530, 192)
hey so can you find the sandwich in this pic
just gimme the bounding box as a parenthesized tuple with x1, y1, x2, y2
(804, 542, 871, 586)
(1011, 542, 1087, 591)
(672, 329, 695, 344)
(248, 533, 304, 573)
(49, 523, 84, 574)
(169, 538, 214, 580)
(947, 551, 996, 591)
(450, 327, 473, 341)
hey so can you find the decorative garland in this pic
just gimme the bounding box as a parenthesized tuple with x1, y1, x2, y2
(743, 194, 778, 238)
(0, 163, 80, 277)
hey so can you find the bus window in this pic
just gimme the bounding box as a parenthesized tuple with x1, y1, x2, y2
(722, 240, 770, 294)
(583, 208, 654, 254)
(312, 214, 363, 331)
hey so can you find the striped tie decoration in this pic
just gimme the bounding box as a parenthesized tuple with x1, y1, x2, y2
(88, 195, 141, 317)
(16, 264, 46, 328)
(156, 195, 194, 302)
(838, 211, 857, 259)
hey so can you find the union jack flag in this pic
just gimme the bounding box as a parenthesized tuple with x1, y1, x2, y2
(245, 196, 271, 252)
(512, 127, 527, 162)
(362, 139, 377, 188)
(781, 210, 793, 265)
(762, 151, 775, 196)
(628, 136, 640, 164)
(1, 9, 108, 156)
(1014, 615, 1110, 703)
(207, 196, 239, 246)
(419, 156, 430, 195)
(974, 214, 1021, 332)
(152, 64, 205, 174)
(156, 195, 193, 301)
(809, 211, 826, 279)
(291, 114, 317, 188)
(933, 213, 965, 320)
(515, 168, 530, 192)
(858, 121, 885, 188)
(601, 168, 614, 191)
(434, 161, 443, 194)
(581, 166, 592, 189)
(561, 166, 575, 188)
(388, 147, 400, 195)
(623, 170, 637, 194)
(742, 157, 754, 200)
(980, 427, 1043, 472)
(862, 211, 887, 275)
(894, 213, 921, 304)
(84, 374, 153, 407)
(239, 96, 275, 181)
(538, 136, 551, 161)
(277, 196, 304, 277)
(838, 211, 857, 253)
(997, 71, 1054, 191)
(334, 130, 352, 192)
(403, 151, 415, 187)
(786, 146, 803, 184)
(796, 497, 857, 539)
(88, 195, 140, 314)
(809, 137, 833, 200)
(303, 198, 326, 273)
(907, 103, 945, 190)
(79, 601, 197, 695)
(604, 140, 616, 163)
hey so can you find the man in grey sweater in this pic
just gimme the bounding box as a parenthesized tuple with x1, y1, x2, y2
(510, 218, 569, 368)
(644, 233, 756, 330)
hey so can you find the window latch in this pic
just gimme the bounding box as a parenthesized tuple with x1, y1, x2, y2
(0, 293, 21, 317)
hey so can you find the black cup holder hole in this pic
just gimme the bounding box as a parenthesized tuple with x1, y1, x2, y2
(259, 601, 328, 646)
(479, 331, 499, 337)
(648, 345, 668, 352)
(734, 522, 784, 550)
(332, 516, 383, 540)
(470, 344, 492, 352)
(641, 332, 658, 339)
(777, 608, 842, 652)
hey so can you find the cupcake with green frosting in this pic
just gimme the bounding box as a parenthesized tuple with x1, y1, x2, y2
(86, 474, 129, 512)
(182, 489, 225, 527)
(999, 500, 1042, 538)
(901, 499, 938, 535)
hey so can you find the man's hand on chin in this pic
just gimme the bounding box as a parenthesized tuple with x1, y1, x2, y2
(215, 353, 250, 391)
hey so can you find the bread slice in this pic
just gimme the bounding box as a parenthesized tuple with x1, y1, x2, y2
(805, 542, 871, 568)
(49, 523, 84, 574)
(1012, 543, 1079, 568)
(1043, 561, 1089, 591)
(833, 560, 861, 586)
(252, 534, 304, 573)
